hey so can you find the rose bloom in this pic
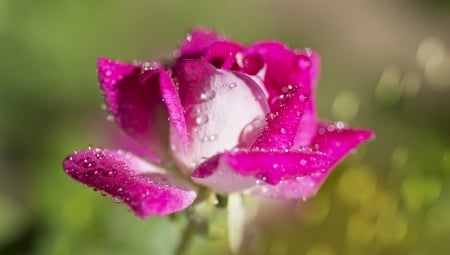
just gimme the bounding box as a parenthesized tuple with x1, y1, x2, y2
(62, 28, 374, 219)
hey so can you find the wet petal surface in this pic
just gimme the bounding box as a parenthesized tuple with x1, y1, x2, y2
(252, 85, 308, 151)
(243, 43, 321, 146)
(251, 122, 374, 199)
(191, 149, 333, 192)
(97, 58, 168, 161)
(312, 122, 375, 163)
(170, 60, 269, 173)
(63, 148, 197, 218)
(179, 27, 225, 59)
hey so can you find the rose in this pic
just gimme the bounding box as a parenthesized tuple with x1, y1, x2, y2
(62, 27, 374, 219)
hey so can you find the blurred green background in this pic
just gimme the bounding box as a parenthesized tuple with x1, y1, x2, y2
(1, 0, 450, 254)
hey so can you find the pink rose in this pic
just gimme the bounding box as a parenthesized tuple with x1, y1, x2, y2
(62, 27, 374, 219)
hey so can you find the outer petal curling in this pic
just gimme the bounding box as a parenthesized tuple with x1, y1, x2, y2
(98, 58, 187, 162)
(170, 60, 269, 173)
(203, 41, 243, 69)
(311, 122, 375, 163)
(97, 58, 167, 161)
(243, 43, 320, 146)
(63, 147, 197, 218)
(191, 149, 333, 192)
(179, 27, 226, 59)
(250, 122, 374, 199)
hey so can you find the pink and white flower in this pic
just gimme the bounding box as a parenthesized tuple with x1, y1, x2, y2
(62, 27, 374, 219)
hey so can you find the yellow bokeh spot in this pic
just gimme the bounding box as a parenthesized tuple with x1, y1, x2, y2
(399, 71, 421, 97)
(361, 190, 398, 218)
(337, 165, 377, 205)
(401, 174, 442, 213)
(346, 213, 376, 246)
(375, 66, 402, 105)
(374, 211, 408, 246)
(417, 37, 450, 90)
(425, 201, 450, 236)
(331, 90, 360, 121)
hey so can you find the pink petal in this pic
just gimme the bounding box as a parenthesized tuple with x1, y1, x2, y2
(312, 122, 375, 163)
(251, 85, 308, 151)
(97, 58, 186, 162)
(203, 41, 243, 69)
(159, 70, 188, 152)
(191, 149, 333, 192)
(62, 147, 197, 218)
(250, 122, 374, 199)
(170, 60, 269, 173)
(243, 43, 321, 146)
(249, 174, 330, 199)
(178, 27, 226, 59)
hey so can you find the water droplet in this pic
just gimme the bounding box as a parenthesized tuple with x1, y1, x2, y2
(195, 115, 209, 125)
(81, 157, 96, 168)
(199, 90, 216, 101)
(280, 127, 287, 134)
(296, 54, 311, 70)
(112, 196, 122, 203)
(106, 114, 114, 122)
(141, 62, 159, 71)
(336, 121, 345, 129)
(102, 169, 118, 177)
(300, 159, 308, 166)
(228, 82, 237, 89)
(95, 152, 105, 160)
(202, 134, 218, 142)
(298, 93, 309, 102)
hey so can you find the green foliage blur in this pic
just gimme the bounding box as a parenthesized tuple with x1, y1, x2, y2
(1, 0, 449, 254)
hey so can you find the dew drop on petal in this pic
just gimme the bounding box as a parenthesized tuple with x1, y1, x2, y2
(298, 93, 309, 102)
(336, 121, 345, 129)
(296, 54, 311, 70)
(195, 115, 209, 125)
(112, 196, 122, 203)
(199, 90, 216, 101)
(300, 159, 308, 166)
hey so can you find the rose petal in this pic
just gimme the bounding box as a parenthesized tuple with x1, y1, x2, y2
(252, 85, 308, 150)
(159, 70, 188, 152)
(248, 173, 330, 199)
(97, 58, 166, 161)
(63, 147, 197, 218)
(243, 43, 320, 146)
(179, 27, 225, 59)
(170, 60, 269, 173)
(191, 149, 333, 192)
(98, 58, 187, 162)
(251, 122, 374, 199)
(203, 41, 243, 69)
(312, 122, 375, 163)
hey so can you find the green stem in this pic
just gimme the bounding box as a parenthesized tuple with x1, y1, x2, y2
(175, 216, 195, 255)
